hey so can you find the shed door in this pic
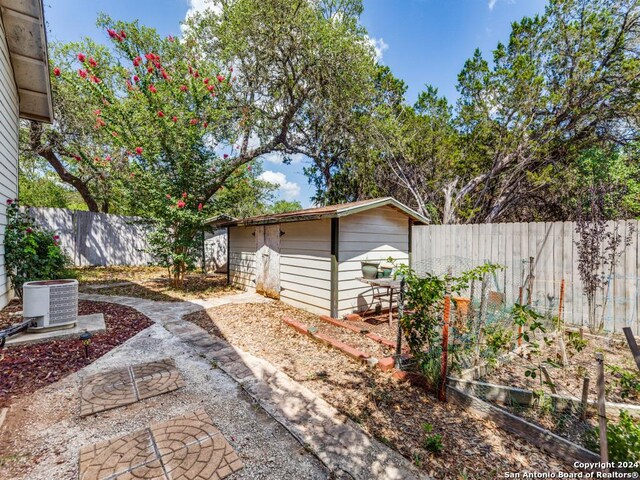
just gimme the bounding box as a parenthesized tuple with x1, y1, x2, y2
(255, 225, 280, 299)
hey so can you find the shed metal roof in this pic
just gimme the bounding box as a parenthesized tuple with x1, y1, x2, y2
(216, 197, 429, 227)
(0, 0, 53, 123)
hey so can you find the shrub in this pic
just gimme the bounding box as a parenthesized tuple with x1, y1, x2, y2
(585, 410, 640, 471)
(4, 199, 71, 297)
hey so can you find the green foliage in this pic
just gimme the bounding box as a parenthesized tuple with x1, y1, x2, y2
(312, 0, 640, 223)
(421, 423, 444, 454)
(4, 200, 72, 297)
(511, 303, 546, 343)
(269, 200, 303, 214)
(566, 332, 588, 354)
(607, 365, 640, 400)
(482, 322, 513, 356)
(398, 262, 502, 386)
(585, 411, 640, 471)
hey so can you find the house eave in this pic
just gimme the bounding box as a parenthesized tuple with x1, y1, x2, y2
(0, 0, 54, 123)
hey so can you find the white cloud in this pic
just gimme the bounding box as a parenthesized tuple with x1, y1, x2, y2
(488, 0, 497, 10)
(261, 151, 306, 165)
(365, 35, 388, 62)
(258, 171, 301, 199)
(182, 0, 222, 33)
(185, 0, 222, 19)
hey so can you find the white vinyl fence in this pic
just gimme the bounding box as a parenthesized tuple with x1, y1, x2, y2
(412, 220, 640, 334)
(27, 207, 154, 267)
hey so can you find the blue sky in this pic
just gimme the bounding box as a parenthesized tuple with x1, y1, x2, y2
(44, 0, 547, 208)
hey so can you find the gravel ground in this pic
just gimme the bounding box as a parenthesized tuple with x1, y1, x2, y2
(0, 322, 328, 480)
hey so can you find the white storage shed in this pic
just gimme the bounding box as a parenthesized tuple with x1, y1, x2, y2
(220, 198, 428, 318)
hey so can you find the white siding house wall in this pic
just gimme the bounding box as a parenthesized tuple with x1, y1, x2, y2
(337, 206, 409, 316)
(228, 226, 256, 291)
(279, 219, 331, 315)
(0, 20, 19, 308)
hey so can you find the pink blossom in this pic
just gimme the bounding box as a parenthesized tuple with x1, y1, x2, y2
(198, 203, 203, 211)
(223, 154, 229, 159)
(77, 53, 86, 62)
(147, 66, 154, 74)
(189, 118, 198, 126)
(91, 75, 101, 84)
(207, 85, 214, 92)
(53, 67, 61, 77)
(204, 77, 210, 84)
(177, 200, 186, 209)
(135, 147, 143, 155)
(26, 227, 33, 234)
(167, 35, 175, 42)
(89, 57, 98, 67)
(78, 69, 88, 78)
(133, 56, 142, 67)
(216, 74, 224, 83)
(149, 85, 157, 93)
(182, 192, 187, 198)
(166, 194, 171, 199)
(161, 70, 169, 80)
(107, 29, 118, 39)
(180, 85, 188, 92)
(6, 199, 13, 205)
(133, 75, 140, 82)
(172, 116, 178, 122)
(157, 111, 165, 118)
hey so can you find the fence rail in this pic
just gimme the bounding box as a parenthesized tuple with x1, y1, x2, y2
(27, 207, 154, 267)
(412, 220, 640, 334)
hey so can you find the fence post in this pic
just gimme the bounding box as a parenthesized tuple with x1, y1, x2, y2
(622, 327, 640, 372)
(517, 286, 523, 347)
(595, 353, 609, 470)
(439, 285, 451, 402)
(527, 256, 535, 306)
(395, 278, 405, 370)
(580, 376, 590, 421)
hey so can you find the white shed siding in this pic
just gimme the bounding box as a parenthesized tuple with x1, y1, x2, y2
(279, 219, 331, 315)
(337, 206, 409, 316)
(228, 226, 256, 291)
(0, 20, 19, 308)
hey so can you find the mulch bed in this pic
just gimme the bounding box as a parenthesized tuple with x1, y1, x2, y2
(185, 301, 572, 479)
(75, 266, 236, 302)
(0, 300, 153, 408)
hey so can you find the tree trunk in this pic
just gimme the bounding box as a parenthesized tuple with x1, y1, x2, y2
(28, 122, 102, 212)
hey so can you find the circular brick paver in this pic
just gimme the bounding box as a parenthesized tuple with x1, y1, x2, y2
(78, 410, 243, 480)
(80, 360, 185, 416)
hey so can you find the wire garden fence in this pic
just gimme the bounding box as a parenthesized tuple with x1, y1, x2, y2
(399, 253, 640, 467)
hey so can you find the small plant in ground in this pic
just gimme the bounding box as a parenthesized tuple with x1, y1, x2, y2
(607, 365, 640, 400)
(483, 322, 513, 357)
(421, 423, 444, 454)
(585, 410, 640, 471)
(566, 332, 588, 355)
(4, 199, 72, 297)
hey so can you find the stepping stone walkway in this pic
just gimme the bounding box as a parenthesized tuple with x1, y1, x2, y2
(79, 409, 243, 480)
(80, 359, 185, 416)
(79, 292, 428, 480)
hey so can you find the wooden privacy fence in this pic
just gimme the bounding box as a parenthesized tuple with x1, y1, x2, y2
(412, 220, 640, 334)
(27, 207, 154, 267)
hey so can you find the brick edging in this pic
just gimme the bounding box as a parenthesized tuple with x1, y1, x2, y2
(317, 315, 404, 351)
(283, 317, 397, 371)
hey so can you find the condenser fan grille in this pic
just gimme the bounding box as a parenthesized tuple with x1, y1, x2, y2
(49, 283, 78, 326)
